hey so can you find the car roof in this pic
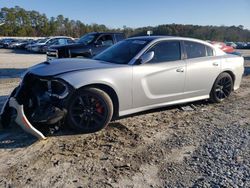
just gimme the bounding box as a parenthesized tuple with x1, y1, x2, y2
(86, 32, 125, 35)
(128, 35, 217, 45)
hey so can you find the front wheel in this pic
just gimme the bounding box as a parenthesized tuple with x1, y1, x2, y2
(210, 72, 233, 103)
(67, 88, 113, 133)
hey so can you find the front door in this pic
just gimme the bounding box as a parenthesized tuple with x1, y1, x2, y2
(133, 40, 186, 108)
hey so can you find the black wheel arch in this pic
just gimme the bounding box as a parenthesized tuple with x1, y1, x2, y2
(223, 70, 235, 87)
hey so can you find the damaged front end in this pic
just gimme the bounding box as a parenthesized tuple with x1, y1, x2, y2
(1, 73, 74, 139)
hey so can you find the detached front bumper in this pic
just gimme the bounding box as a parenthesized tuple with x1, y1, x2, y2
(9, 98, 46, 140)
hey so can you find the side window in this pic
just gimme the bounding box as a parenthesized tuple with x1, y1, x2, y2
(67, 39, 75, 44)
(206, 46, 214, 56)
(148, 41, 181, 63)
(97, 35, 114, 46)
(115, 34, 125, 42)
(58, 39, 66, 45)
(47, 39, 56, 45)
(184, 41, 207, 59)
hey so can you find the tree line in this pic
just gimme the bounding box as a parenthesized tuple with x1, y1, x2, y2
(0, 6, 249, 42)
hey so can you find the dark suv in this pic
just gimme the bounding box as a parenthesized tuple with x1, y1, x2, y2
(47, 32, 125, 60)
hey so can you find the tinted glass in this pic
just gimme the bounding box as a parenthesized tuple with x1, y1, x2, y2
(148, 41, 181, 63)
(115, 34, 125, 42)
(184, 41, 207, 59)
(47, 38, 57, 44)
(67, 39, 75, 44)
(94, 39, 149, 64)
(78, 34, 96, 45)
(58, 39, 66, 45)
(38, 39, 47, 43)
(97, 35, 113, 46)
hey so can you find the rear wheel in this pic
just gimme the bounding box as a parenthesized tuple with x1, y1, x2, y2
(210, 72, 233, 103)
(67, 88, 113, 133)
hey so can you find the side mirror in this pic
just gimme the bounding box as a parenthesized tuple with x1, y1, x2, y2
(139, 51, 154, 64)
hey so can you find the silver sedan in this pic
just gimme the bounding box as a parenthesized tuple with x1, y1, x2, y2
(0, 36, 244, 139)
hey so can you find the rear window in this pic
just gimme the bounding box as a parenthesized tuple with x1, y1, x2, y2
(184, 41, 206, 59)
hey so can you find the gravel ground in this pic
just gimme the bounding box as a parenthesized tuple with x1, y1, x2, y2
(0, 49, 249, 187)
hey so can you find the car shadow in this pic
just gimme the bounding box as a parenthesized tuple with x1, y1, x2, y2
(0, 122, 127, 149)
(118, 100, 211, 120)
(10, 49, 44, 55)
(0, 126, 37, 149)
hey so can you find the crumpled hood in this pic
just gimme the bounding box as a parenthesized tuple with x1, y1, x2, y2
(28, 58, 120, 77)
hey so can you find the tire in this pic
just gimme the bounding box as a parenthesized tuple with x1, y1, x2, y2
(210, 72, 233, 103)
(67, 87, 113, 133)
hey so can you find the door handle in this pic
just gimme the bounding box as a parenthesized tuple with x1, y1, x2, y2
(176, 68, 184, 72)
(213, 62, 219, 66)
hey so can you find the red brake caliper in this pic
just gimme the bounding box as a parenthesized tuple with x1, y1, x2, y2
(96, 101, 104, 114)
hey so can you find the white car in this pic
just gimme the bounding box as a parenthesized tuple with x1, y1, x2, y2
(1, 36, 244, 139)
(29, 36, 74, 53)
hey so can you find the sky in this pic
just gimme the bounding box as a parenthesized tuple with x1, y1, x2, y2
(0, 0, 250, 29)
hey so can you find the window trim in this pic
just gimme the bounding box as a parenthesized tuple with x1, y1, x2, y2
(205, 45, 215, 57)
(142, 40, 184, 64)
(183, 40, 215, 60)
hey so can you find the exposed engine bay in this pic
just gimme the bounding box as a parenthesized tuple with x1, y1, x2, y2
(1, 73, 74, 139)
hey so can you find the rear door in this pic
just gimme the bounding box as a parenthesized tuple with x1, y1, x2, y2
(184, 41, 221, 97)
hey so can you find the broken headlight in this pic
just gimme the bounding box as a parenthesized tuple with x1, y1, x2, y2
(45, 79, 69, 99)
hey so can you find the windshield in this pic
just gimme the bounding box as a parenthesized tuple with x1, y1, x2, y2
(94, 39, 149, 64)
(78, 34, 96, 45)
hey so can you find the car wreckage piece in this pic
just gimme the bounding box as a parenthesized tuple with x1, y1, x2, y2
(9, 97, 46, 140)
(0, 72, 70, 140)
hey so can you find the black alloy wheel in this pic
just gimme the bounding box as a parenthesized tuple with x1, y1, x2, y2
(210, 72, 233, 103)
(67, 88, 113, 133)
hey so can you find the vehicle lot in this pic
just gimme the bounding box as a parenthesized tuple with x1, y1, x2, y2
(0, 49, 249, 187)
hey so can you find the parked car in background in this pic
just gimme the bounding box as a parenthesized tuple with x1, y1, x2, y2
(41, 37, 75, 53)
(47, 32, 126, 60)
(1, 38, 18, 48)
(28, 36, 75, 53)
(1, 36, 244, 139)
(210, 41, 235, 53)
(225, 42, 237, 48)
(8, 39, 32, 49)
(8, 40, 23, 49)
(25, 39, 41, 50)
(0, 39, 3, 48)
(235, 42, 248, 49)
